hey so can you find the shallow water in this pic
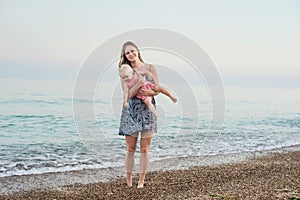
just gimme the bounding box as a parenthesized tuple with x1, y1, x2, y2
(0, 79, 299, 177)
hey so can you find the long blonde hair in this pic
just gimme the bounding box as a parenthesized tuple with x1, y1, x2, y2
(118, 41, 144, 67)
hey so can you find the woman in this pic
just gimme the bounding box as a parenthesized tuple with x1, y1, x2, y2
(119, 41, 159, 188)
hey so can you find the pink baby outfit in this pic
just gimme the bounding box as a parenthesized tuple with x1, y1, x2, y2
(127, 76, 155, 101)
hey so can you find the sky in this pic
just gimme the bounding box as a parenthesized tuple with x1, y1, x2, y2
(0, 0, 300, 88)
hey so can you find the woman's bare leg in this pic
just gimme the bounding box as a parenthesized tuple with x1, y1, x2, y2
(125, 132, 138, 187)
(138, 131, 153, 188)
(144, 97, 158, 119)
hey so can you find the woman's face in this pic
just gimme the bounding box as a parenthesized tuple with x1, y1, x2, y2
(124, 45, 138, 62)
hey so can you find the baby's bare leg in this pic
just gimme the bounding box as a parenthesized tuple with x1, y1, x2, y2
(155, 85, 177, 103)
(144, 97, 158, 119)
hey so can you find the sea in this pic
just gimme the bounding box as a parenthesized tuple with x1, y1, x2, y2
(0, 78, 299, 178)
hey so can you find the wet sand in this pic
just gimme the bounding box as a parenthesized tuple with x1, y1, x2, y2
(0, 150, 299, 199)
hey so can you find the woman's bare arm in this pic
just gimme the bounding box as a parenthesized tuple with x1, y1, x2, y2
(149, 65, 159, 86)
(140, 64, 159, 96)
(128, 76, 144, 99)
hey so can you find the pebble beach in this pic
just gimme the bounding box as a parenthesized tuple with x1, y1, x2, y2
(1, 150, 299, 200)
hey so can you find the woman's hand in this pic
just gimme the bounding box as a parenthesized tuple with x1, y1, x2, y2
(128, 78, 144, 99)
(140, 85, 156, 96)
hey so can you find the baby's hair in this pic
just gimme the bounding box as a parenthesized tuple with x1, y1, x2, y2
(119, 64, 133, 75)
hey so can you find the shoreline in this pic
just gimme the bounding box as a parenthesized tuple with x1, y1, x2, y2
(1, 146, 300, 199)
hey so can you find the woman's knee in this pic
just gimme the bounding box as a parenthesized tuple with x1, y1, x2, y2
(126, 142, 137, 152)
(140, 146, 150, 153)
(140, 132, 152, 153)
(127, 147, 136, 152)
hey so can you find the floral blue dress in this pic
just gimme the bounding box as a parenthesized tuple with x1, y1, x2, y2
(119, 78, 157, 136)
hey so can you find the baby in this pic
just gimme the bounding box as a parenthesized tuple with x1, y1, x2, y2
(119, 64, 177, 118)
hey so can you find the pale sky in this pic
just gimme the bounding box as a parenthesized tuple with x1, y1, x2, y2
(0, 0, 299, 88)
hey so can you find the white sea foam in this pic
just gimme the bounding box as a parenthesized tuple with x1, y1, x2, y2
(0, 79, 300, 178)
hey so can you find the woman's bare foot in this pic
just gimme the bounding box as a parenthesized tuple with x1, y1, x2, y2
(126, 173, 132, 187)
(127, 181, 132, 187)
(137, 182, 144, 188)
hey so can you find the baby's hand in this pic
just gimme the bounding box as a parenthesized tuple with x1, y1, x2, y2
(124, 101, 129, 109)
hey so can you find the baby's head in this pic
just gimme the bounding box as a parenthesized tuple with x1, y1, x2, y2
(119, 64, 134, 82)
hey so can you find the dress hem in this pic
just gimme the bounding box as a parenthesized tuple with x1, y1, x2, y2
(119, 129, 157, 136)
